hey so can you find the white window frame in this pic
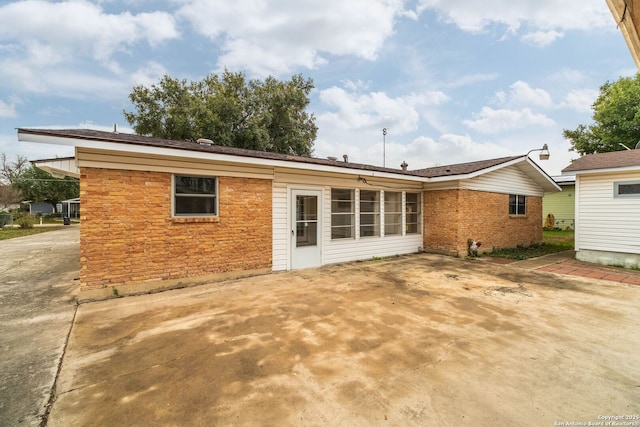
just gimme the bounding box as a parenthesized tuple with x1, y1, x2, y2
(330, 188, 355, 239)
(383, 191, 402, 236)
(172, 174, 219, 217)
(509, 194, 526, 216)
(359, 189, 380, 238)
(614, 180, 640, 198)
(405, 192, 421, 234)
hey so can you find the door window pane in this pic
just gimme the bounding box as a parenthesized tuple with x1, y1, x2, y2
(296, 195, 318, 247)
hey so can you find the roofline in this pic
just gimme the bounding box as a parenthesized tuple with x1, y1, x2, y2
(426, 155, 561, 191)
(30, 156, 76, 163)
(564, 164, 640, 175)
(522, 156, 562, 191)
(18, 130, 429, 183)
(18, 128, 561, 191)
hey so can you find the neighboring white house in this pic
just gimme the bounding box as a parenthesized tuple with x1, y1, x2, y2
(562, 149, 640, 268)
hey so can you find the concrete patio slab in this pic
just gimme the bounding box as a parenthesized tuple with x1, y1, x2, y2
(48, 253, 640, 426)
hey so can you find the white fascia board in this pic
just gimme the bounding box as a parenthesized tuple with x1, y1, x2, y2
(572, 165, 640, 176)
(18, 131, 427, 183)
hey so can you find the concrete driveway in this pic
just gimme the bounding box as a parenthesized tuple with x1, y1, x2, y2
(0, 226, 79, 427)
(49, 253, 639, 426)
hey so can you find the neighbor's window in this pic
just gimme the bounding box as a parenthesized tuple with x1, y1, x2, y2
(360, 190, 380, 237)
(614, 181, 640, 198)
(331, 188, 355, 239)
(509, 194, 526, 215)
(173, 175, 217, 216)
(384, 192, 402, 236)
(405, 193, 421, 234)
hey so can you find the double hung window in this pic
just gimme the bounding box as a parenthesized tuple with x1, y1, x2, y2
(174, 175, 217, 216)
(509, 194, 526, 216)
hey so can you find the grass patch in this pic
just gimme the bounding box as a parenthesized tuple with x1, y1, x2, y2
(0, 226, 66, 241)
(487, 230, 574, 260)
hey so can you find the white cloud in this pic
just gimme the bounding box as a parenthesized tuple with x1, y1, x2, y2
(522, 30, 564, 47)
(0, 100, 17, 118)
(317, 86, 450, 135)
(130, 61, 169, 87)
(446, 73, 500, 88)
(464, 107, 554, 134)
(560, 89, 598, 113)
(314, 132, 515, 171)
(178, 0, 406, 76)
(499, 81, 554, 109)
(0, 0, 179, 67)
(416, 0, 610, 41)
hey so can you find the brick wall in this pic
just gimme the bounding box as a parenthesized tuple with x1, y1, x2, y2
(79, 168, 272, 291)
(423, 189, 542, 256)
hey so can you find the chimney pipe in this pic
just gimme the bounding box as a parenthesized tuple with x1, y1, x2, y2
(401, 161, 408, 172)
(343, 154, 349, 163)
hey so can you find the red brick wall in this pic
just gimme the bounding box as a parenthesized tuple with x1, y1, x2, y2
(423, 189, 542, 256)
(79, 168, 272, 290)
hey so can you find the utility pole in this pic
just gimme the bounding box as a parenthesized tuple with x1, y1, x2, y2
(382, 128, 387, 167)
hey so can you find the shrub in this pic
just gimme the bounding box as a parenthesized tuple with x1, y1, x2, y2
(16, 213, 35, 229)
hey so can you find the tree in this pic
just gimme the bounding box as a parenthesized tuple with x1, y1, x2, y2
(563, 74, 640, 154)
(123, 70, 318, 156)
(1, 153, 29, 185)
(0, 184, 21, 207)
(12, 166, 79, 206)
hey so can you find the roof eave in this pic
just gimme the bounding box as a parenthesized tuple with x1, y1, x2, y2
(18, 129, 428, 183)
(606, 0, 640, 70)
(565, 165, 640, 175)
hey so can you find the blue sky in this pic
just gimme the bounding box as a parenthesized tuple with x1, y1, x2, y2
(0, 0, 636, 176)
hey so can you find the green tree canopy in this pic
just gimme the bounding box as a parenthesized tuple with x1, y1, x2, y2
(13, 166, 79, 206)
(123, 71, 318, 156)
(563, 74, 640, 154)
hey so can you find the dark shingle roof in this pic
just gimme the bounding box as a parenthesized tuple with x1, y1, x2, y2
(413, 156, 521, 178)
(18, 128, 529, 180)
(562, 149, 640, 172)
(18, 128, 418, 176)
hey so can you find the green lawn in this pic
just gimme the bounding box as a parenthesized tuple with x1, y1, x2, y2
(487, 229, 574, 260)
(0, 226, 66, 241)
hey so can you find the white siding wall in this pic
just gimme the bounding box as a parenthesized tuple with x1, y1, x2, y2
(321, 188, 423, 265)
(576, 172, 640, 254)
(272, 183, 289, 271)
(272, 170, 423, 271)
(461, 166, 544, 196)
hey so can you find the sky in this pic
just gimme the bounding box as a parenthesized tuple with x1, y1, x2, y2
(0, 0, 637, 177)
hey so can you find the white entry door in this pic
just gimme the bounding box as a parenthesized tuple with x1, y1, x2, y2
(291, 189, 322, 269)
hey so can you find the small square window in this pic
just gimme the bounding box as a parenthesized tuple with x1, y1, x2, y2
(174, 175, 217, 216)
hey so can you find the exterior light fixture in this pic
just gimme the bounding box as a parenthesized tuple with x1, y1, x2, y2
(527, 143, 550, 161)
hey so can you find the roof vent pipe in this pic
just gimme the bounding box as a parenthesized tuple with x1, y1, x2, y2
(343, 154, 349, 163)
(113, 123, 118, 134)
(401, 161, 408, 172)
